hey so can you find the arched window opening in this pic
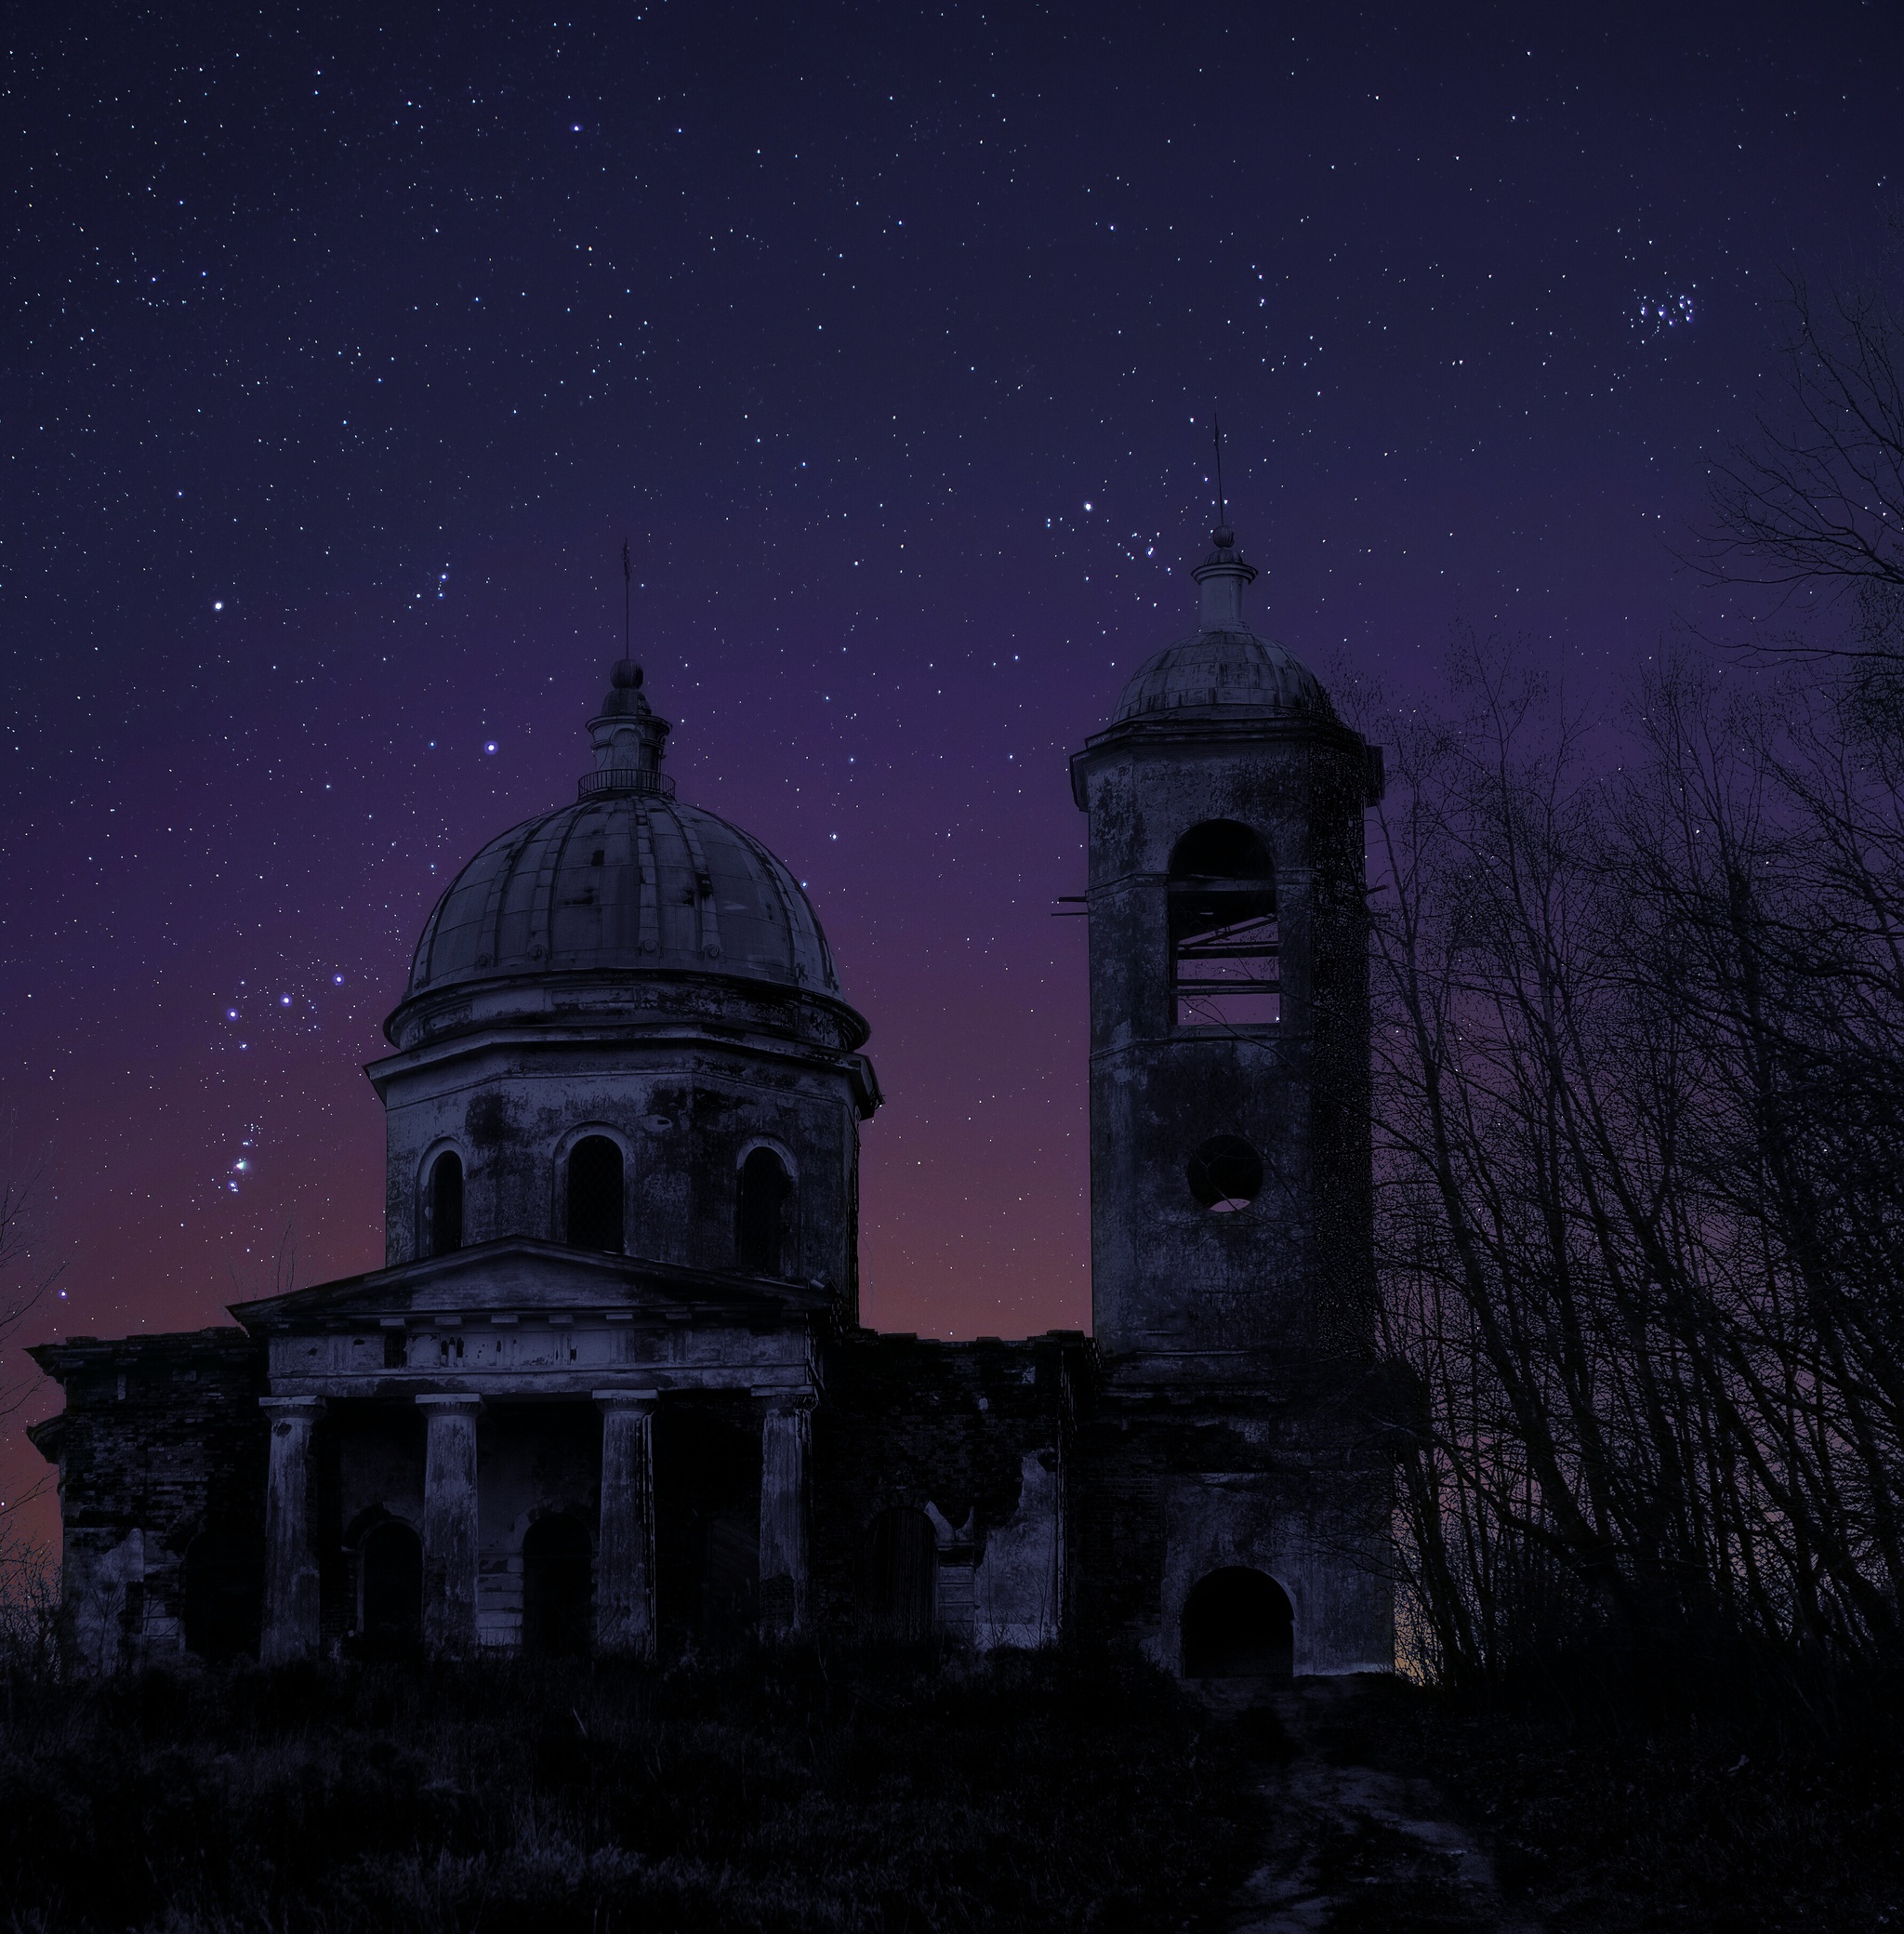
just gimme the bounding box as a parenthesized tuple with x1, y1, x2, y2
(1168, 821, 1279, 1027)
(1188, 1134, 1264, 1214)
(359, 1520, 424, 1655)
(426, 1151, 464, 1256)
(736, 1146, 792, 1276)
(863, 1507, 938, 1640)
(1182, 1567, 1294, 1678)
(522, 1514, 594, 1655)
(183, 1529, 256, 1662)
(566, 1136, 625, 1252)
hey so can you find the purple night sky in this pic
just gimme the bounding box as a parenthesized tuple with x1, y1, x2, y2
(4, 4, 1899, 1533)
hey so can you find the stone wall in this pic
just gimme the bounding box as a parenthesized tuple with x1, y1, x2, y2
(813, 1331, 1089, 1647)
(27, 1329, 268, 1671)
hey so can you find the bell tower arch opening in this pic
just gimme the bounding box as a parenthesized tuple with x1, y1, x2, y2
(1169, 821, 1278, 1027)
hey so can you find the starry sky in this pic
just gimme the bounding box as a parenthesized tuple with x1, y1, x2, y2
(4, 3, 1900, 1527)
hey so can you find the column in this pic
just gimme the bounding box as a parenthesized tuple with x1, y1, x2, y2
(259, 1397, 324, 1665)
(595, 1392, 658, 1657)
(418, 1396, 483, 1656)
(757, 1391, 814, 1639)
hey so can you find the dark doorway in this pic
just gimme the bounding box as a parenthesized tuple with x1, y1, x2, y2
(566, 1136, 625, 1252)
(182, 1529, 258, 1662)
(736, 1146, 790, 1275)
(1182, 1567, 1294, 1678)
(654, 1399, 760, 1649)
(864, 1507, 937, 1640)
(428, 1150, 464, 1255)
(522, 1514, 594, 1655)
(359, 1519, 424, 1654)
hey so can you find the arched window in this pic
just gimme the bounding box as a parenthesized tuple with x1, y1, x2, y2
(566, 1136, 625, 1252)
(1182, 1566, 1294, 1678)
(736, 1146, 792, 1275)
(359, 1520, 423, 1655)
(522, 1514, 593, 1655)
(1168, 821, 1279, 1027)
(863, 1507, 938, 1640)
(426, 1150, 464, 1256)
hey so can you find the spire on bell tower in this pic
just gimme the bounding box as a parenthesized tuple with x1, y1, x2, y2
(1193, 416, 1259, 632)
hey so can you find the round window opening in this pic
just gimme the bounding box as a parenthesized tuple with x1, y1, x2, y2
(1188, 1135, 1263, 1214)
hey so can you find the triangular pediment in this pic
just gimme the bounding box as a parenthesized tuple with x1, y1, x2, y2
(230, 1237, 813, 1331)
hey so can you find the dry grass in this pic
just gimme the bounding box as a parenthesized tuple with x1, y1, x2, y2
(0, 1644, 1260, 1934)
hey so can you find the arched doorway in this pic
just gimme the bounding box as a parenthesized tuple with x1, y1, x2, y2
(864, 1507, 937, 1640)
(360, 1520, 424, 1654)
(522, 1514, 593, 1655)
(1182, 1567, 1294, 1678)
(182, 1529, 257, 1662)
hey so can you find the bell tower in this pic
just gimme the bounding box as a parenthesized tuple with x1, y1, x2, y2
(1071, 522, 1382, 1386)
(1069, 517, 1392, 1676)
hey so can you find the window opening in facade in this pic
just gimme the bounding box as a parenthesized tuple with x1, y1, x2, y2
(1168, 820, 1279, 1027)
(737, 1146, 791, 1275)
(427, 1150, 464, 1256)
(1182, 1566, 1294, 1677)
(566, 1136, 625, 1252)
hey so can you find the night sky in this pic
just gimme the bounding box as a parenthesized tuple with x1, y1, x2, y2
(5, 4, 1900, 1527)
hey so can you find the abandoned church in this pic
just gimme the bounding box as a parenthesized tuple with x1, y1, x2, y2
(29, 523, 1396, 1680)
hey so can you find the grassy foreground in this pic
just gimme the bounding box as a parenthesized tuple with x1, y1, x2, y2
(1309, 1674, 1904, 1933)
(0, 1645, 1261, 1934)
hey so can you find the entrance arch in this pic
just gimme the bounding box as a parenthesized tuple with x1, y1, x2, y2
(1181, 1567, 1294, 1678)
(360, 1519, 424, 1653)
(864, 1507, 938, 1640)
(183, 1529, 257, 1662)
(522, 1513, 593, 1655)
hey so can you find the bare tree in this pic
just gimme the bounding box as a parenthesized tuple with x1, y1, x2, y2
(1700, 274, 1904, 666)
(1366, 633, 1904, 1700)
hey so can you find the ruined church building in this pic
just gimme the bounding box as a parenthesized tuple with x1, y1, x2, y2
(31, 520, 1395, 1679)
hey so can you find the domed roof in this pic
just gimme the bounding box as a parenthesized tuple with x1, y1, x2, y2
(1111, 525, 1335, 726)
(406, 792, 840, 1000)
(402, 657, 841, 1007)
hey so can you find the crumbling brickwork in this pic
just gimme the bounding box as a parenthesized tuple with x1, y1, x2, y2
(27, 1330, 268, 1671)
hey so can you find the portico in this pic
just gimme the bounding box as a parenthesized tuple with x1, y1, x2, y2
(240, 1238, 823, 1660)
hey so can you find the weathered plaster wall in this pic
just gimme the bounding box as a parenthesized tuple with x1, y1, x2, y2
(1069, 1384, 1394, 1672)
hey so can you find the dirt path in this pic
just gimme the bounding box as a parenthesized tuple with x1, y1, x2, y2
(1221, 1678, 1540, 1934)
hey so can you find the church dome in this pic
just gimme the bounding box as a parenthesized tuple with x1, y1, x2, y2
(1111, 526, 1334, 725)
(405, 792, 840, 1000)
(397, 656, 843, 1021)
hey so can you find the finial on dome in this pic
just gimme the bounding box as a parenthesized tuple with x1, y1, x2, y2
(1192, 521, 1258, 633)
(581, 655, 673, 799)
